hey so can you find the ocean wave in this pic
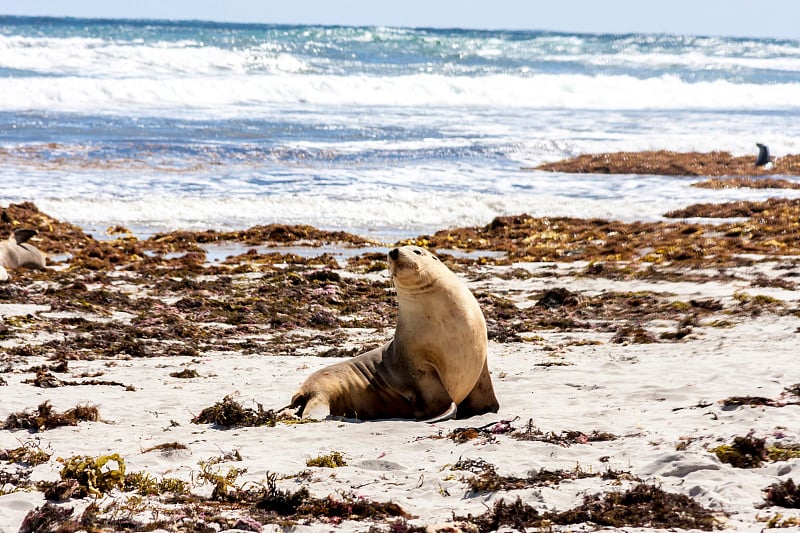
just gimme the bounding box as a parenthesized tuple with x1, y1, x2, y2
(0, 34, 311, 77)
(0, 72, 797, 115)
(32, 180, 800, 241)
(3, 29, 799, 80)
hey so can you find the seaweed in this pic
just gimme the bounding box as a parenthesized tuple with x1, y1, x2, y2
(511, 419, 616, 446)
(452, 458, 634, 494)
(457, 483, 719, 531)
(193, 459, 248, 502)
(1, 441, 51, 466)
(141, 441, 188, 454)
(2, 401, 99, 432)
(403, 198, 800, 268)
(253, 471, 410, 522)
(18, 503, 76, 533)
(169, 368, 200, 378)
(124, 471, 188, 496)
(255, 472, 312, 515)
(710, 433, 767, 468)
(766, 444, 800, 462)
(610, 323, 658, 344)
(762, 479, 800, 508)
(549, 483, 719, 530)
(191, 395, 278, 428)
(535, 287, 581, 308)
(721, 396, 782, 407)
(446, 418, 516, 444)
(711, 433, 800, 468)
(58, 453, 126, 497)
(693, 176, 800, 190)
(534, 150, 800, 177)
(306, 451, 347, 468)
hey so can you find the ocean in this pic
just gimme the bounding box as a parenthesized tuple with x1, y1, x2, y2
(1, 16, 799, 241)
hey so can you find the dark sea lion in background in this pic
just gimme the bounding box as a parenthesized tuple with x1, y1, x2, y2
(287, 245, 499, 421)
(755, 143, 775, 169)
(0, 229, 47, 281)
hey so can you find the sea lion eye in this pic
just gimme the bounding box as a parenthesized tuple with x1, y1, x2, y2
(413, 249, 422, 255)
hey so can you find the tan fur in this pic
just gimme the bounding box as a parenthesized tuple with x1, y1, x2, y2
(0, 229, 47, 279)
(288, 245, 499, 421)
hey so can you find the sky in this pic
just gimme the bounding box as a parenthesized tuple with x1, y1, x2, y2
(0, 0, 798, 40)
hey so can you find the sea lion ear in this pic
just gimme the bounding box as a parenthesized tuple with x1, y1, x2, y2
(13, 228, 38, 245)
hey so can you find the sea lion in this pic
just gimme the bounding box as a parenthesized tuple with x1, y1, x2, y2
(287, 245, 499, 421)
(0, 229, 47, 279)
(755, 143, 775, 169)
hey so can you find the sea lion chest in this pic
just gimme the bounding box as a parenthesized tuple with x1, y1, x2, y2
(393, 284, 487, 404)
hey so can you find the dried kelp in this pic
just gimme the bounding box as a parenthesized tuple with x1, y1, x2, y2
(3, 402, 99, 432)
(192, 395, 278, 428)
(457, 483, 719, 531)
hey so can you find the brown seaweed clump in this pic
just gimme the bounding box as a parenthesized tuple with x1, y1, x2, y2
(2, 401, 99, 432)
(533, 150, 800, 176)
(404, 197, 800, 266)
(711, 432, 800, 467)
(710, 433, 768, 468)
(255, 472, 410, 522)
(511, 419, 617, 446)
(191, 395, 278, 428)
(148, 224, 373, 251)
(693, 176, 800, 190)
(762, 479, 800, 508)
(457, 483, 719, 531)
(18, 503, 76, 533)
(0, 441, 51, 466)
(451, 459, 623, 494)
(446, 419, 516, 443)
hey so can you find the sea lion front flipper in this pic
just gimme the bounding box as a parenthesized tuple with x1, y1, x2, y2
(412, 368, 455, 422)
(456, 359, 500, 418)
(13, 229, 38, 245)
(422, 401, 457, 423)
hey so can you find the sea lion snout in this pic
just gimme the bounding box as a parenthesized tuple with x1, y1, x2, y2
(388, 248, 399, 260)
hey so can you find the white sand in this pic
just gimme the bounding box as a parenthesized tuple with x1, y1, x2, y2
(2, 261, 800, 532)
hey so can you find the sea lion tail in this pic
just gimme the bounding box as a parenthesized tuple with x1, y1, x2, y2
(13, 229, 38, 245)
(422, 401, 457, 424)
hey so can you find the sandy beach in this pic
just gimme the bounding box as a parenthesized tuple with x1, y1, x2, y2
(1, 194, 800, 533)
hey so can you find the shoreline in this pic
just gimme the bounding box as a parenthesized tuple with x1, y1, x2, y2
(2, 201, 800, 532)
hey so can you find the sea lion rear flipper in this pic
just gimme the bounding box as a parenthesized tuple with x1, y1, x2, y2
(287, 390, 330, 420)
(13, 229, 38, 245)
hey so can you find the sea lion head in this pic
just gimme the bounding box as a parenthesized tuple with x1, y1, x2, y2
(388, 245, 447, 293)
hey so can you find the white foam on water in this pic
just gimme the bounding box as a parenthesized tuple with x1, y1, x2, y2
(30, 176, 800, 242)
(1, 73, 798, 117)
